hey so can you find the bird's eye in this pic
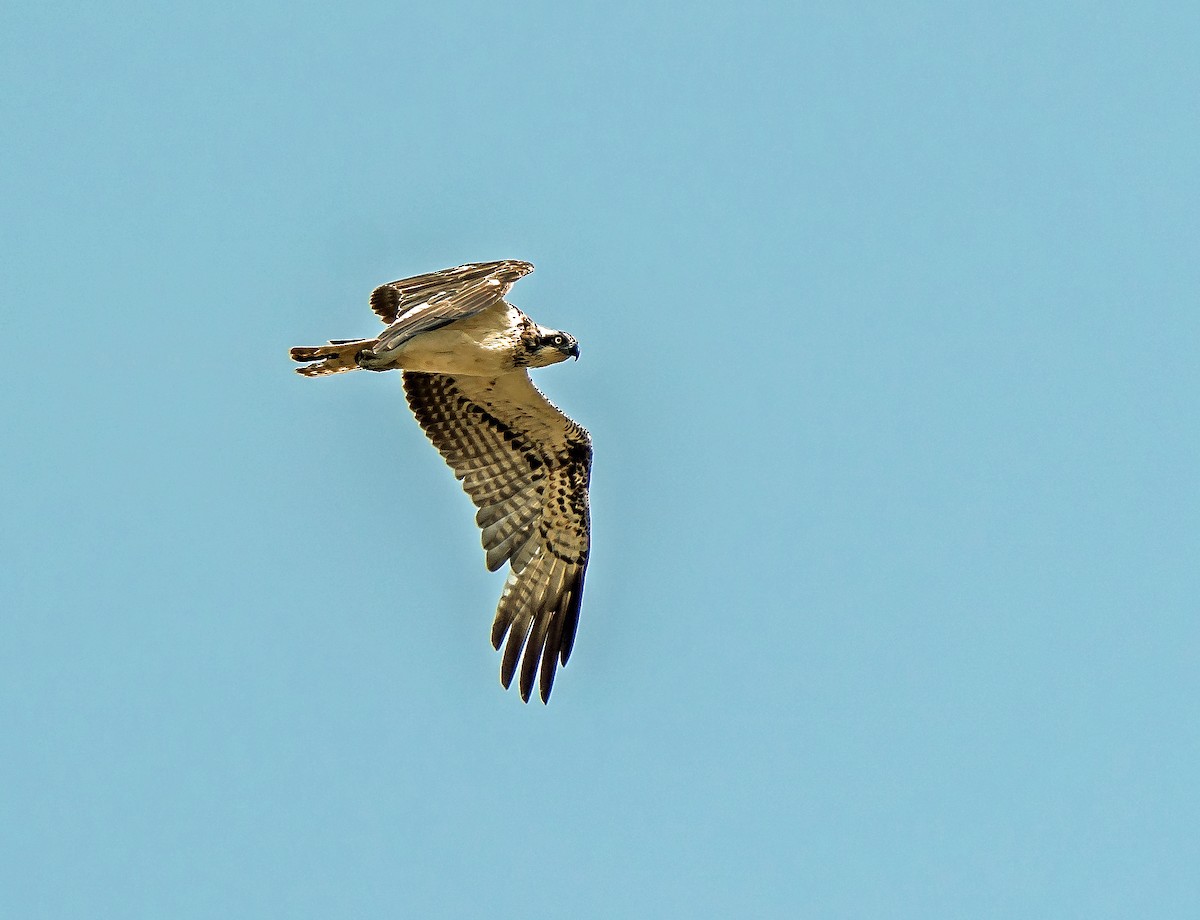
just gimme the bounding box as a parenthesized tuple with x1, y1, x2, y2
(551, 335, 564, 346)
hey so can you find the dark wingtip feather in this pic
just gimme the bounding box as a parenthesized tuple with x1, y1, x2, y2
(538, 640, 558, 703)
(539, 599, 570, 702)
(491, 612, 510, 651)
(501, 612, 533, 694)
(519, 615, 551, 706)
(369, 284, 402, 324)
(558, 578, 585, 665)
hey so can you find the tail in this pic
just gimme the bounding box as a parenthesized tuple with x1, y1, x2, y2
(289, 338, 376, 377)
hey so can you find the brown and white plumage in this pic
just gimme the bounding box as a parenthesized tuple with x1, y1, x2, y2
(290, 261, 592, 703)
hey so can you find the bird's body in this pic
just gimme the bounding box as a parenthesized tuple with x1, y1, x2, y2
(369, 302, 534, 376)
(290, 260, 591, 703)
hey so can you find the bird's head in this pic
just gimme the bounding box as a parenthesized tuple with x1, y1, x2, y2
(528, 327, 580, 367)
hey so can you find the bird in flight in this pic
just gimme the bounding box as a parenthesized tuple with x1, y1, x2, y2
(290, 260, 592, 703)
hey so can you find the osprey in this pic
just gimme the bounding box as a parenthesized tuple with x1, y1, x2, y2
(290, 260, 591, 703)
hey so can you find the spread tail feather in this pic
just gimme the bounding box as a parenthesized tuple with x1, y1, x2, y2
(289, 339, 375, 377)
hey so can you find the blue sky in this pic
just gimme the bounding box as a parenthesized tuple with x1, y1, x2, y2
(2, 2, 1197, 917)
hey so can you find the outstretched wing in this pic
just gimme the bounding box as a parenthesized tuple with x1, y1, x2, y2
(403, 369, 592, 703)
(370, 260, 533, 352)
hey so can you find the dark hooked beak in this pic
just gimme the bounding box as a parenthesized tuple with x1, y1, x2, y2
(567, 342, 580, 360)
